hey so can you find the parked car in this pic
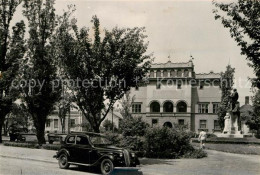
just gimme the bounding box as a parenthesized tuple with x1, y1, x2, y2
(47, 133, 67, 144)
(53, 132, 140, 175)
(8, 125, 28, 141)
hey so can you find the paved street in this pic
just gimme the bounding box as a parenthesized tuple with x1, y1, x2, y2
(0, 145, 260, 175)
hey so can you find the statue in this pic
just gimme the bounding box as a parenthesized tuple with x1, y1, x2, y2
(228, 88, 241, 134)
(223, 113, 231, 134)
(229, 88, 239, 112)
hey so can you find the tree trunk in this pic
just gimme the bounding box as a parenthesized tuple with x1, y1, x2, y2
(0, 115, 6, 143)
(36, 123, 46, 145)
(0, 123, 2, 143)
(32, 114, 47, 145)
(92, 122, 100, 133)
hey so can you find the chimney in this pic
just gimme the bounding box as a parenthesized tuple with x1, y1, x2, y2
(245, 96, 249, 105)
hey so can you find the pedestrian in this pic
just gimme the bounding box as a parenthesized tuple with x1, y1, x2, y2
(198, 129, 207, 149)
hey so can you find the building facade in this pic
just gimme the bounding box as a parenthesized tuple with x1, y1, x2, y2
(45, 107, 122, 133)
(130, 60, 222, 133)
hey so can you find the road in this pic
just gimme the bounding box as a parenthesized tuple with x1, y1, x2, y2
(0, 145, 260, 175)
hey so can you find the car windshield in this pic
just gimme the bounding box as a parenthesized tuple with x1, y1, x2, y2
(89, 135, 112, 145)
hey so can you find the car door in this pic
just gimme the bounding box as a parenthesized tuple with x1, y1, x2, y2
(65, 136, 77, 162)
(75, 135, 92, 164)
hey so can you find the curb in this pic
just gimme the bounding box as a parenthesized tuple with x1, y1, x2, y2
(0, 154, 57, 164)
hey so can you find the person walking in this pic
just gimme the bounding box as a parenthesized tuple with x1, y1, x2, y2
(198, 129, 207, 149)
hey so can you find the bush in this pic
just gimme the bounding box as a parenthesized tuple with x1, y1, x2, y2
(120, 116, 149, 137)
(144, 127, 205, 159)
(103, 120, 118, 132)
(4, 142, 37, 148)
(182, 149, 207, 159)
(105, 132, 122, 146)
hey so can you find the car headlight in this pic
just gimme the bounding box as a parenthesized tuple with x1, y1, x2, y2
(119, 153, 123, 157)
(131, 153, 135, 157)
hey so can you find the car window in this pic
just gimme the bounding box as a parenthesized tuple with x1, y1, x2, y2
(67, 136, 75, 144)
(76, 136, 90, 145)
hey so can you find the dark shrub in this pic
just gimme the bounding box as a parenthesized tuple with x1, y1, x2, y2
(4, 142, 36, 148)
(144, 127, 206, 159)
(182, 149, 207, 158)
(120, 116, 149, 137)
(105, 132, 122, 146)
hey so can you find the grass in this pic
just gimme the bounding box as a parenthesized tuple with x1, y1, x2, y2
(191, 142, 260, 155)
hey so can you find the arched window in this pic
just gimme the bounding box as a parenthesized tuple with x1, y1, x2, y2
(163, 101, 173, 112)
(163, 122, 173, 128)
(177, 101, 187, 112)
(150, 101, 160, 113)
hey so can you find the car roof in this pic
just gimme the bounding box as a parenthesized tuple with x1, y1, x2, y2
(68, 132, 105, 137)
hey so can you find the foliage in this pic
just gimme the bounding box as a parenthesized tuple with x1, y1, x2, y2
(104, 132, 122, 146)
(120, 116, 149, 137)
(182, 149, 207, 159)
(4, 142, 37, 149)
(18, 0, 61, 144)
(55, 10, 152, 132)
(245, 90, 260, 138)
(119, 91, 135, 118)
(144, 127, 201, 159)
(0, 0, 25, 143)
(7, 103, 31, 129)
(57, 89, 75, 133)
(102, 119, 117, 132)
(213, 0, 260, 89)
(217, 65, 235, 129)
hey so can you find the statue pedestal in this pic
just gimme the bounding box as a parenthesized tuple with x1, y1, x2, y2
(217, 111, 243, 138)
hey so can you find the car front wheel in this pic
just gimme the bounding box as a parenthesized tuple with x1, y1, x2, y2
(58, 153, 70, 169)
(100, 159, 114, 175)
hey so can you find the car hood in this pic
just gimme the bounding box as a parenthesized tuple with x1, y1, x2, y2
(94, 145, 124, 152)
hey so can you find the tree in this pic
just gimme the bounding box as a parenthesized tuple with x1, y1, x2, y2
(8, 103, 31, 128)
(19, 0, 61, 144)
(0, 0, 25, 143)
(55, 12, 152, 132)
(245, 90, 260, 136)
(102, 119, 117, 132)
(217, 65, 235, 129)
(213, 0, 260, 89)
(57, 87, 74, 133)
(119, 91, 135, 118)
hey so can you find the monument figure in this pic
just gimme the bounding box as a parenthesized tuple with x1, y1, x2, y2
(223, 113, 231, 134)
(228, 88, 241, 134)
(229, 88, 239, 112)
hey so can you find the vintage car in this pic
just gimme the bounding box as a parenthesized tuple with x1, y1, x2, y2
(53, 132, 140, 175)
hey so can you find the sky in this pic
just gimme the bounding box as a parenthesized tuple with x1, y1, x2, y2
(12, 0, 255, 105)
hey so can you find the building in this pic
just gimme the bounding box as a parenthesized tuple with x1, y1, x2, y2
(45, 107, 122, 133)
(129, 60, 222, 133)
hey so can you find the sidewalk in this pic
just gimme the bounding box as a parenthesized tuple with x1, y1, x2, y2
(0, 144, 57, 163)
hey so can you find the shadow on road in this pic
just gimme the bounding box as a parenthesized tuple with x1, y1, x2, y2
(69, 165, 143, 175)
(140, 158, 175, 165)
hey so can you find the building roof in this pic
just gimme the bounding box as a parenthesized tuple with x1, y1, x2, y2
(151, 60, 193, 69)
(195, 72, 221, 79)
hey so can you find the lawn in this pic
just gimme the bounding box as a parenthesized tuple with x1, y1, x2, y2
(191, 142, 260, 155)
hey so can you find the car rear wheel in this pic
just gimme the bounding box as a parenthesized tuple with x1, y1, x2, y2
(58, 153, 70, 169)
(100, 159, 114, 175)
